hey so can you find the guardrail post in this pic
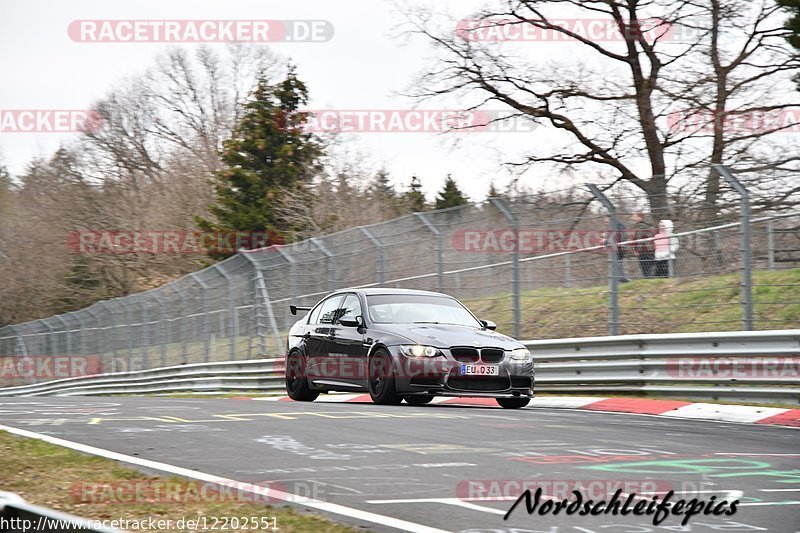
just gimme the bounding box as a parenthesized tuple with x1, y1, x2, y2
(359, 227, 385, 285)
(587, 184, 620, 336)
(767, 220, 775, 270)
(311, 238, 337, 293)
(713, 165, 753, 330)
(213, 264, 238, 361)
(414, 213, 444, 292)
(489, 198, 521, 338)
(189, 273, 211, 362)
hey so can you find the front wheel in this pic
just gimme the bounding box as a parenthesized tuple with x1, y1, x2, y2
(496, 397, 530, 409)
(285, 352, 319, 402)
(404, 394, 434, 406)
(369, 349, 402, 405)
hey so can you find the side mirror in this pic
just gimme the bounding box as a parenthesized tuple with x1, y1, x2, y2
(481, 320, 497, 331)
(339, 315, 362, 328)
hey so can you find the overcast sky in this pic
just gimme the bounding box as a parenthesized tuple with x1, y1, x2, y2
(1, 0, 597, 200)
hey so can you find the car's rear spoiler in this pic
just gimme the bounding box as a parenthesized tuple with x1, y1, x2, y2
(290, 305, 312, 315)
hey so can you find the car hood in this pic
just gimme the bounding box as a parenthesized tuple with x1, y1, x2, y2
(371, 323, 522, 349)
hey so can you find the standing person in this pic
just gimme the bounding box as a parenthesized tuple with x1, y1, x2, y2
(654, 219, 679, 277)
(631, 212, 656, 278)
(603, 216, 629, 283)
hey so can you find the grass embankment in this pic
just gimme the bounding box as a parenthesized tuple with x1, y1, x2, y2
(464, 268, 800, 339)
(0, 431, 360, 533)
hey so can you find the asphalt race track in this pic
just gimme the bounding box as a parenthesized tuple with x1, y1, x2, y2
(1, 397, 798, 533)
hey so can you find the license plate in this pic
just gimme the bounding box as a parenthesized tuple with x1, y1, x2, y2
(460, 364, 499, 376)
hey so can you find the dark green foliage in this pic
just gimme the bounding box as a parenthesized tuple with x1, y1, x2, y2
(197, 69, 322, 260)
(434, 174, 469, 209)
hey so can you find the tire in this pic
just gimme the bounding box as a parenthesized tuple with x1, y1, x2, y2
(368, 349, 402, 405)
(404, 394, 434, 406)
(285, 351, 319, 402)
(496, 397, 530, 409)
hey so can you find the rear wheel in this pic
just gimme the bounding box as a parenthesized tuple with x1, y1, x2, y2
(369, 349, 402, 405)
(496, 397, 530, 409)
(404, 394, 434, 406)
(285, 352, 319, 402)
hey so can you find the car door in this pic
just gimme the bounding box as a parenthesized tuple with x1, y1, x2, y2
(304, 294, 344, 382)
(328, 293, 369, 387)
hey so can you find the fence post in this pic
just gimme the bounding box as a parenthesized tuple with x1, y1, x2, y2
(241, 254, 283, 355)
(414, 213, 444, 292)
(310, 238, 337, 293)
(587, 184, 620, 336)
(85, 306, 104, 370)
(488, 198, 520, 338)
(73, 311, 87, 357)
(54, 315, 70, 359)
(133, 296, 148, 371)
(213, 265, 238, 361)
(359, 227, 385, 285)
(274, 247, 297, 306)
(189, 273, 211, 362)
(152, 292, 168, 367)
(564, 254, 572, 288)
(767, 220, 775, 270)
(713, 165, 753, 330)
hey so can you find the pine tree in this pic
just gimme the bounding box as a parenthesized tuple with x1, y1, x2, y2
(370, 169, 395, 199)
(487, 181, 501, 198)
(435, 175, 469, 209)
(777, 0, 800, 89)
(197, 69, 322, 259)
(403, 175, 427, 212)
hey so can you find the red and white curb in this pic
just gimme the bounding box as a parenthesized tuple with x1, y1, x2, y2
(232, 394, 800, 428)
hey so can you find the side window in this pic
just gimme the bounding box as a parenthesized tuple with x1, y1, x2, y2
(308, 302, 323, 324)
(317, 295, 345, 325)
(336, 294, 362, 324)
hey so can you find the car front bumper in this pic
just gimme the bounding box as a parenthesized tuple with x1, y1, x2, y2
(387, 346, 535, 398)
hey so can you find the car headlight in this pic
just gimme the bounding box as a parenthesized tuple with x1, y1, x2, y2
(399, 345, 441, 357)
(510, 347, 531, 361)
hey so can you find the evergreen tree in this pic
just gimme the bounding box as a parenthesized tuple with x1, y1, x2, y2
(435, 174, 469, 209)
(197, 69, 322, 259)
(487, 181, 501, 198)
(369, 168, 395, 199)
(777, 0, 800, 89)
(403, 175, 427, 212)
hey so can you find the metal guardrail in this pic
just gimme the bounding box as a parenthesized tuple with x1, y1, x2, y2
(0, 491, 123, 532)
(0, 331, 797, 404)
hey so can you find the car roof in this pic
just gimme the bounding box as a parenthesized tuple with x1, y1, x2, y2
(334, 288, 454, 298)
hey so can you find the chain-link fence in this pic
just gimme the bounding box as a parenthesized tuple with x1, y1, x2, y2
(1, 170, 798, 386)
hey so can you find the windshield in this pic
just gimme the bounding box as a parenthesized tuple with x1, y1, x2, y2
(366, 294, 482, 327)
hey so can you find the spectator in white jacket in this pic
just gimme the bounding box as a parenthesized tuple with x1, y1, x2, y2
(654, 219, 679, 277)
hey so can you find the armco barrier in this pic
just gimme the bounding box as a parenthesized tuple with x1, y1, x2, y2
(0, 331, 797, 404)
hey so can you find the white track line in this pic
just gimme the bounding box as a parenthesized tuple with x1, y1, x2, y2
(0, 424, 449, 533)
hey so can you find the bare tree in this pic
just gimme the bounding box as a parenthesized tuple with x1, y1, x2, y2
(403, 0, 800, 217)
